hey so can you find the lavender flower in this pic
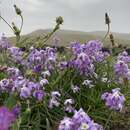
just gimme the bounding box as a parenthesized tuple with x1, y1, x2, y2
(101, 88, 125, 111)
(40, 79, 49, 86)
(117, 51, 130, 63)
(13, 76, 26, 92)
(52, 36, 61, 47)
(0, 34, 12, 49)
(33, 90, 45, 101)
(59, 108, 103, 130)
(59, 61, 68, 70)
(8, 47, 24, 63)
(59, 117, 73, 130)
(7, 67, 20, 78)
(114, 60, 130, 81)
(0, 106, 16, 130)
(69, 40, 109, 76)
(12, 104, 21, 117)
(0, 79, 10, 90)
(20, 86, 31, 99)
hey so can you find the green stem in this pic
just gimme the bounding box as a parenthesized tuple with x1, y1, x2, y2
(20, 15, 23, 33)
(102, 23, 110, 42)
(0, 15, 14, 32)
(104, 111, 113, 129)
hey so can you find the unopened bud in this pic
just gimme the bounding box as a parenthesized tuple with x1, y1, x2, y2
(14, 4, 22, 15)
(25, 108, 31, 114)
(109, 33, 115, 46)
(105, 13, 111, 25)
(56, 16, 63, 25)
(12, 22, 20, 36)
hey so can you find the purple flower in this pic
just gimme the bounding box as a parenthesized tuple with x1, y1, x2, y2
(7, 67, 20, 78)
(59, 117, 73, 130)
(27, 82, 40, 91)
(117, 51, 130, 63)
(0, 79, 10, 90)
(59, 61, 68, 70)
(72, 108, 91, 126)
(73, 52, 95, 75)
(58, 108, 103, 130)
(33, 65, 42, 73)
(69, 40, 108, 76)
(101, 88, 125, 111)
(20, 86, 31, 99)
(114, 60, 129, 81)
(13, 76, 26, 92)
(12, 104, 21, 117)
(33, 90, 45, 101)
(40, 79, 49, 86)
(28, 49, 42, 64)
(0, 106, 16, 130)
(52, 36, 61, 47)
(8, 47, 24, 63)
(0, 34, 12, 49)
(71, 41, 83, 55)
(72, 108, 103, 130)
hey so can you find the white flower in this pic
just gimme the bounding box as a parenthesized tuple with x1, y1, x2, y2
(82, 80, 94, 88)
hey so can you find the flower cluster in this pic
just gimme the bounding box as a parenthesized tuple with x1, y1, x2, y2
(59, 108, 103, 130)
(8, 46, 57, 72)
(0, 68, 46, 101)
(0, 33, 128, 130)
(114, 51, 130, 82)
(8, 46, 24, 63)
(0, 44, 58, 101)
(69, 40, 109, 75)
(101, 88, 125, 111)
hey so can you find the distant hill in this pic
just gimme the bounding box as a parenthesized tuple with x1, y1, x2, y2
(9, 29, 130, 47)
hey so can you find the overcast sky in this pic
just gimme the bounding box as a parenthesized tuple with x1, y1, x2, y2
(0, 0, 130, 36)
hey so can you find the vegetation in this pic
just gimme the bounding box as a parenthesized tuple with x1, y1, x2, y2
(0, 4, 130, 130)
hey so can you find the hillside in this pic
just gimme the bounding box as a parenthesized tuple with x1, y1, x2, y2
(9, 29, 130, 47)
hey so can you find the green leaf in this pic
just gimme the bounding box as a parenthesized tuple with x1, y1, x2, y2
(46, 118, 52, 130)
(10, 120, 19, 130)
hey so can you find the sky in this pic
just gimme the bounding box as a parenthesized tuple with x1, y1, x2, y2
(0, 0, 130, 36)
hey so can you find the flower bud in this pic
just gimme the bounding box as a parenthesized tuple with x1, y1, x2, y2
(56, 16, 63, 25)
(105, 13, 111, 25)
(14, 5, 22, 15)
(109, 33, 115, 46)
(12, 22, 20, 36)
